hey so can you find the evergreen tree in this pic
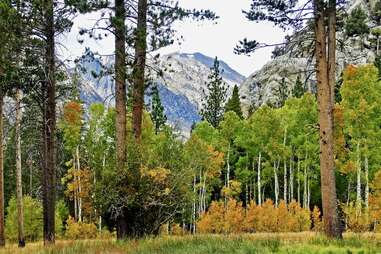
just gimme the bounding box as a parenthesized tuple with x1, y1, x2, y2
(345, 7, 369, 37)
(292, 76, 304, 98)
(276, 77, 289, 107)
(200, 57, 227, 128)
(150, 86, 167, 134)
(375, 55, 381, 78)
(225, 85, 243, 119)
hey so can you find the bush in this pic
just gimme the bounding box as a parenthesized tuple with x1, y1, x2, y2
(65, 216, 97, 239)
(5, 196, 43, 242)
(5, 196, 67, 242)
(342, 202, 370, 232)
(199, 198, 312, 234)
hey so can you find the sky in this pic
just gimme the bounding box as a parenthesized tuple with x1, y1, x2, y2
(59, 0, 287, 77)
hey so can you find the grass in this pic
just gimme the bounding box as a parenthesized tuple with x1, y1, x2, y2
(1, 233, 381, 254)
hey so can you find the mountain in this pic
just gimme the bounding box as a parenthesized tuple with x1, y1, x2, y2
(239, 0, 379, 111)
(77, 52, 245, 137)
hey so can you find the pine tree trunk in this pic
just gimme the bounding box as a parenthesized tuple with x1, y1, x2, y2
(356, 142, 362, 213)
(114, 0, 127, 240)
(365, 155, 369, 210)
(314, 0, 341, 238)
(132, 0, 148, 140)
(257, 152, 262, 205)
(0, 91, 5, 247)
(43, 0, 56, 244)
(15, 90, 25, 247)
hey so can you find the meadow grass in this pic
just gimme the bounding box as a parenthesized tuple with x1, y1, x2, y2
(0, 232, 381, 254)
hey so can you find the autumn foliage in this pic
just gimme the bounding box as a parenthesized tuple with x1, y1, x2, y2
(198, 199, 313, 233)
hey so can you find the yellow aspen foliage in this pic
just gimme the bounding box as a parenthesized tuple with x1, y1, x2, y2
(370, 171, 381, 231)
(342, 202, 370, 232)
(312, 206, 323, 232)
(223, 199, 245, 233)
(197, 201, 225, 233)
(288, 200, 311, 232)
(221, 180, 242, 199)
(65, 216, 97, 239)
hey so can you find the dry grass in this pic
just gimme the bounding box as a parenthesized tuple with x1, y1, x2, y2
(0, 232, 380, 254)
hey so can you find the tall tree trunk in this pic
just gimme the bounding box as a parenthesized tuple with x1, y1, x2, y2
(307, 174, 311, 209)
(76, 146, 82, 222)
(257, 152, 262, 205)
(356, 142, 362, 213)
(0, 91, 4, 247)
(290, 156, 294, 201)
(365, 155, 369, 209)
(43, 0, 56, 244)
(283, 159, 287, 203)
(132, 0, 148, 140)
(227, 143, 230, 189)
(114, 0, 127, 240)
(192, 175, 196, 234)
(303, 156, 308, 209)
(297, 157, 300, 205)
(15, 90, 25, 247)
(274, 161, 279, 207)
(314, 0, 341, 238)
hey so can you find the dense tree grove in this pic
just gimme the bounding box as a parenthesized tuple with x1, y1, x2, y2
(2, 0, 381, 249)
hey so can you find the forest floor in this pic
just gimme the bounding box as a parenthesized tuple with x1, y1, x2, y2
(0, 232, 380, 254)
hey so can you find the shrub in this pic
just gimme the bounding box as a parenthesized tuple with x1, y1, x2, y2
(197, 201, 225, 234)
(312, 206, 323, 232)
(342, 202, 370, 232)
(65, 216, 98, 239)
(5, 196, 43, 242)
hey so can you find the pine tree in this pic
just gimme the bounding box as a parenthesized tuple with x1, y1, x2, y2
(150, 86, 167, 134)
(292, 76, 304, 98)
(225, 85, 243, 119)
(345, 7, 369, 37)
(200, 57, 227, 128)
(375, 55, 381, 78)
(276, 77, 288, 107)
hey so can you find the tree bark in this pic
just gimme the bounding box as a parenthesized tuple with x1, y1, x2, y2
(15, 90, 25, 247)
(356, 142, 362, 213)
(297, 157, 300, 205)
(43, 0, 56, 244)
(257, 152, 262, 205)
(314, 0, 341, 238)
(114, 0, 127, 239)
(0, 91, 4, 246)
(290, 156, 294, 201)
(303, 154, 308, 209)
(274, 161, 279, 207)
(132, 0, 148, 140)
(76, 146, 82, 222)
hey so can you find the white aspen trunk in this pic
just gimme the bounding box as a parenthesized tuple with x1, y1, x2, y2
(227, 143, 230, 189)
(307, 176, 311, 210)
(377, 37, 380, 55)
(15, 89, 25, 247)
(198, 169, 202, 216)
(283, 159, 287, 203)
(76, 146, 82, 222)
(297, 158, 300, 205)
(274, 161, 279, 207)
(257, 152, 262, 205)
(202, 175, 207, 213)
(365, 155, 369, 210)
(290, 156, 294, 201)
(245, 183, 248, 207)
(303, 154, 308, 209)
(356, 142, 362, 213)
(192, 175, 196, 234)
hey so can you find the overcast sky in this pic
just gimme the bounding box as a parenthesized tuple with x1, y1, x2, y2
(59, 0, 287, 77)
